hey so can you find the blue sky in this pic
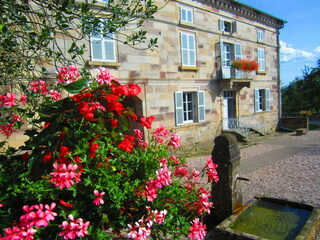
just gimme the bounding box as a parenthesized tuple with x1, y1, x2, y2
(239, 0, 320, 86)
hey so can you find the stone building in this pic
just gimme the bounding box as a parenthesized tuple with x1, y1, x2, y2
(87, 0, 285, 145)
(3, 0, 286, 147)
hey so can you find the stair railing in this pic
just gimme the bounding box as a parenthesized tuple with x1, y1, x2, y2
(222, 118, 250, 139)
(239, 115, 265, 135)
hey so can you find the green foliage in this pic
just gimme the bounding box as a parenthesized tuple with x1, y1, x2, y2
(0, 0, 161, 87)
(0, 70, 216, 239)
(282, 59, 320, 113)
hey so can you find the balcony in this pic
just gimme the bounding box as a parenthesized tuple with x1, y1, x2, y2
(218, 67, 255, 90)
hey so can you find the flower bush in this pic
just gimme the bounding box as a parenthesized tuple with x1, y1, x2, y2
(232, 59, 259, 72)
(0, 66, 219, 240)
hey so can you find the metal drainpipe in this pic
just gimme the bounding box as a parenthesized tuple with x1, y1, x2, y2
(277, 29, 282, 124)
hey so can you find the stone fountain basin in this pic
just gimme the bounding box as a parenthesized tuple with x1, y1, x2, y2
(214, 196, 320, 240)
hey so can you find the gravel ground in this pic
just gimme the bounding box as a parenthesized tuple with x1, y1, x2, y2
(188, 130, 320, 239)
(239, 146, 320, 208)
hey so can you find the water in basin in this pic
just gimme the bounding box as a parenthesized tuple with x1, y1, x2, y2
(229, 199, 312, 240)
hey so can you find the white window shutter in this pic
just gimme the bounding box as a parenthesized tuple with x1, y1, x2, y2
(197, 91, 205, 122)
(258, 48, 265, 72)
(254, 89, 259, 113)
(220, 40, 227, 79)
(235, 43, 243, 78)
(181, 32, 188, 66)
(265, 88, 270, 111)
(175, 92, 184, 126)
(219, 19, 224, 31)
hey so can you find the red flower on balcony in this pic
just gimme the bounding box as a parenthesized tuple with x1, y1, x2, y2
(232, 59, 259, 72)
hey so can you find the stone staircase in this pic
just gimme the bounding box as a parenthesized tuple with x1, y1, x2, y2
(222, 116, 265, 142)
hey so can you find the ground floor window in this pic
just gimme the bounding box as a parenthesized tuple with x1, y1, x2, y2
(175, 91, 205, 126)
(254, 88, 270, 112)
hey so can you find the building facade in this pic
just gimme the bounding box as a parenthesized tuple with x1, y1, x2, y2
(4, 0, 286, 147)
(84, 0, 285, 144)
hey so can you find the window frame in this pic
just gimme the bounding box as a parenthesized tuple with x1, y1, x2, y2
(254, 88, 270, 113)
(219, 19, 237, 33)
(180, 6, 193, 24)
(180, 32, 197, 67)
(90, 22, 117, 62)
(175, 91, 205, 126)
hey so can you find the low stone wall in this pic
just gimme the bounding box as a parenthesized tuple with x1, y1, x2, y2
(280, 117, 308, 130)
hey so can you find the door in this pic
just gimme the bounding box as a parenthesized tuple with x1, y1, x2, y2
(223, 91, 236, 129)
(222, 43, 232, 79)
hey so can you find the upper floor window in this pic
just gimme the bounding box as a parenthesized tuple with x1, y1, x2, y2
(219, 19, 237, 33)
(90, 26, 117, 62)
(180, 32, 196, 67)
(254, 89, 270, 112)
(257, 30, 264, 42)
(175, 91, 205, 126)
(180, 7, 193, 24)
(257, 48, 265, 72)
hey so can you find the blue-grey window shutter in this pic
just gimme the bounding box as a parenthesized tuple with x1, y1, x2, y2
(265, 88, 270, 111)
(254, 89, 259, 113)
(175, 92, 183, 126)
(197, 91, 205, 122)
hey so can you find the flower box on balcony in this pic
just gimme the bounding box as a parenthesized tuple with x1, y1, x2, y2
(232, 59, 259, 72)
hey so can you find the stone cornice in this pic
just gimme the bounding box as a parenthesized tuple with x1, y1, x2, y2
(204, 0, 286, 29)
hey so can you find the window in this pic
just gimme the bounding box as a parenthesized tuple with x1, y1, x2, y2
(257, 30, 264, 42)
(90, 23, 117, 62)
(175, 91, 205, 126)
(257, 48, 265, 72)
(220, 41, 242, 78)
(180, 7, 193, 24)
(180, 32, 196, 67)
(254, 89, 270, 112)
(219, 19, 237, 33)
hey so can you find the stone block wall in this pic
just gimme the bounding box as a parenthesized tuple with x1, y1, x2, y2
(5, 0, 283, 148)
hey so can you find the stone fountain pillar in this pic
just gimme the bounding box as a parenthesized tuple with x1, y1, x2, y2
(208, 134, 244, 227)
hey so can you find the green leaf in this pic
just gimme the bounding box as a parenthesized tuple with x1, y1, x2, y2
(62, 77, 88, 93)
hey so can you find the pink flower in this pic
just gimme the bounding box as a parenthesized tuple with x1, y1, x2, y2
(173, 166, 189, 178)
(156, 167, 172, 188)
(49, 163, 82, 189)
(206, 157, 219, 183)
(151, 209, 167, 225)
(2, 93, 17, 107)
(170, 155, 180, 164)
(57, 65, 81, 84)
(128, 222, 152, 240)
(134, 129, 148, 149)
(144, 179, 158, 202)
(20, 94, 27, 104)
(188, 218, 206, 240)
(192, 169, 200, 181)
(20, 203, 57, 229)
(0, 203, 3, 208)
(29, 80, 49, 94)
(193, 188, 213, 215)
(168, 133, 181, 149)
(96, 67, 119, 85)
(49, 90, 62, 101)
(0, 123, 15, 137)
(2, 226, 36, 240)
(93, 190, 105, 206)
(152, 125, 170, 144)
(11, 114, 22, 122)
(59, 214, 90, 240)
